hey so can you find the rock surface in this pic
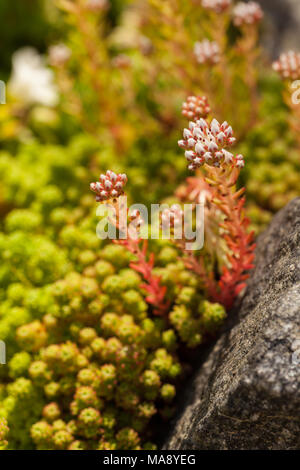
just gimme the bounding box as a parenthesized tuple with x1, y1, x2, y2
(165, 198, 300, 450)
(257, 0, 300, 57)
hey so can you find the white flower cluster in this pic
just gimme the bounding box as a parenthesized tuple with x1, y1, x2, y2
(182, 96, 211, 121)
(273, 51, 300, 80)
(9, 47, 58, 107)
(161, 205, 184, 230)
(202, 0, 231, 14)
(194, 40, 220, 65)
(90, 170, 127, 202)
(178, 117, 244, 170)
(233, 2, 263, 27)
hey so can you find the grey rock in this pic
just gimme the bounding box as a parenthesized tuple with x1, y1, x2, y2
(165, 198, 300, 450)
(256, 0, 300, 58)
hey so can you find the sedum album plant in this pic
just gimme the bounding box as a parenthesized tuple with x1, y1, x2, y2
(176, 97, 255, 309)
(90, 170, 171, 317)
(90, 95, 255, 315)
(0, 0, 299, 452)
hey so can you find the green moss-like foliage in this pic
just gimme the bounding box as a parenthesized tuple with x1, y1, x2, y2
(0, 137, 225, 449)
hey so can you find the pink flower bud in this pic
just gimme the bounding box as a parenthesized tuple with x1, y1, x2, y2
(182, 96, 211, 121)
(90, 170, 128, 202)
(272, 51, 300, 80)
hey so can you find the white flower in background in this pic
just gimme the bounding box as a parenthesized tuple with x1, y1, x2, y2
(194, 40, 220, 65)
(9, 47, 58, 107)
(182, 96, 211, 121)
(273, 51, 300, 80)
(232, 2, 263, 27)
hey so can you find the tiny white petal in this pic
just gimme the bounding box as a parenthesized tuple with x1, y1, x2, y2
(188, 138, 196, 147)
(193, 127, 202, 139)
(223, 150, 234, 163)
(210, 119, 220, 134)
(183, 128, 192, 139)
(110, 172, 117, 182)
(185, 150, 195, 161)
(204, 152, 213, 161)
(225, 126, 233, 137)
(217, 132, 225, 143)
(178, 139, 187, 148)
(105, 180, 113, 190)
(195, 142, 205, 155)
(208, 141, 218, 152)
(198, 118, 208, 130)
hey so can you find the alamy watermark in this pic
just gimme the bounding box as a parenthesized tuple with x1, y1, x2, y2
(291, 339, 300, 366)
(291, 80, 300, 105)
(95, 196, 205, 251)
(0, 81, 6, 104)
(0, 341, 6, 365)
